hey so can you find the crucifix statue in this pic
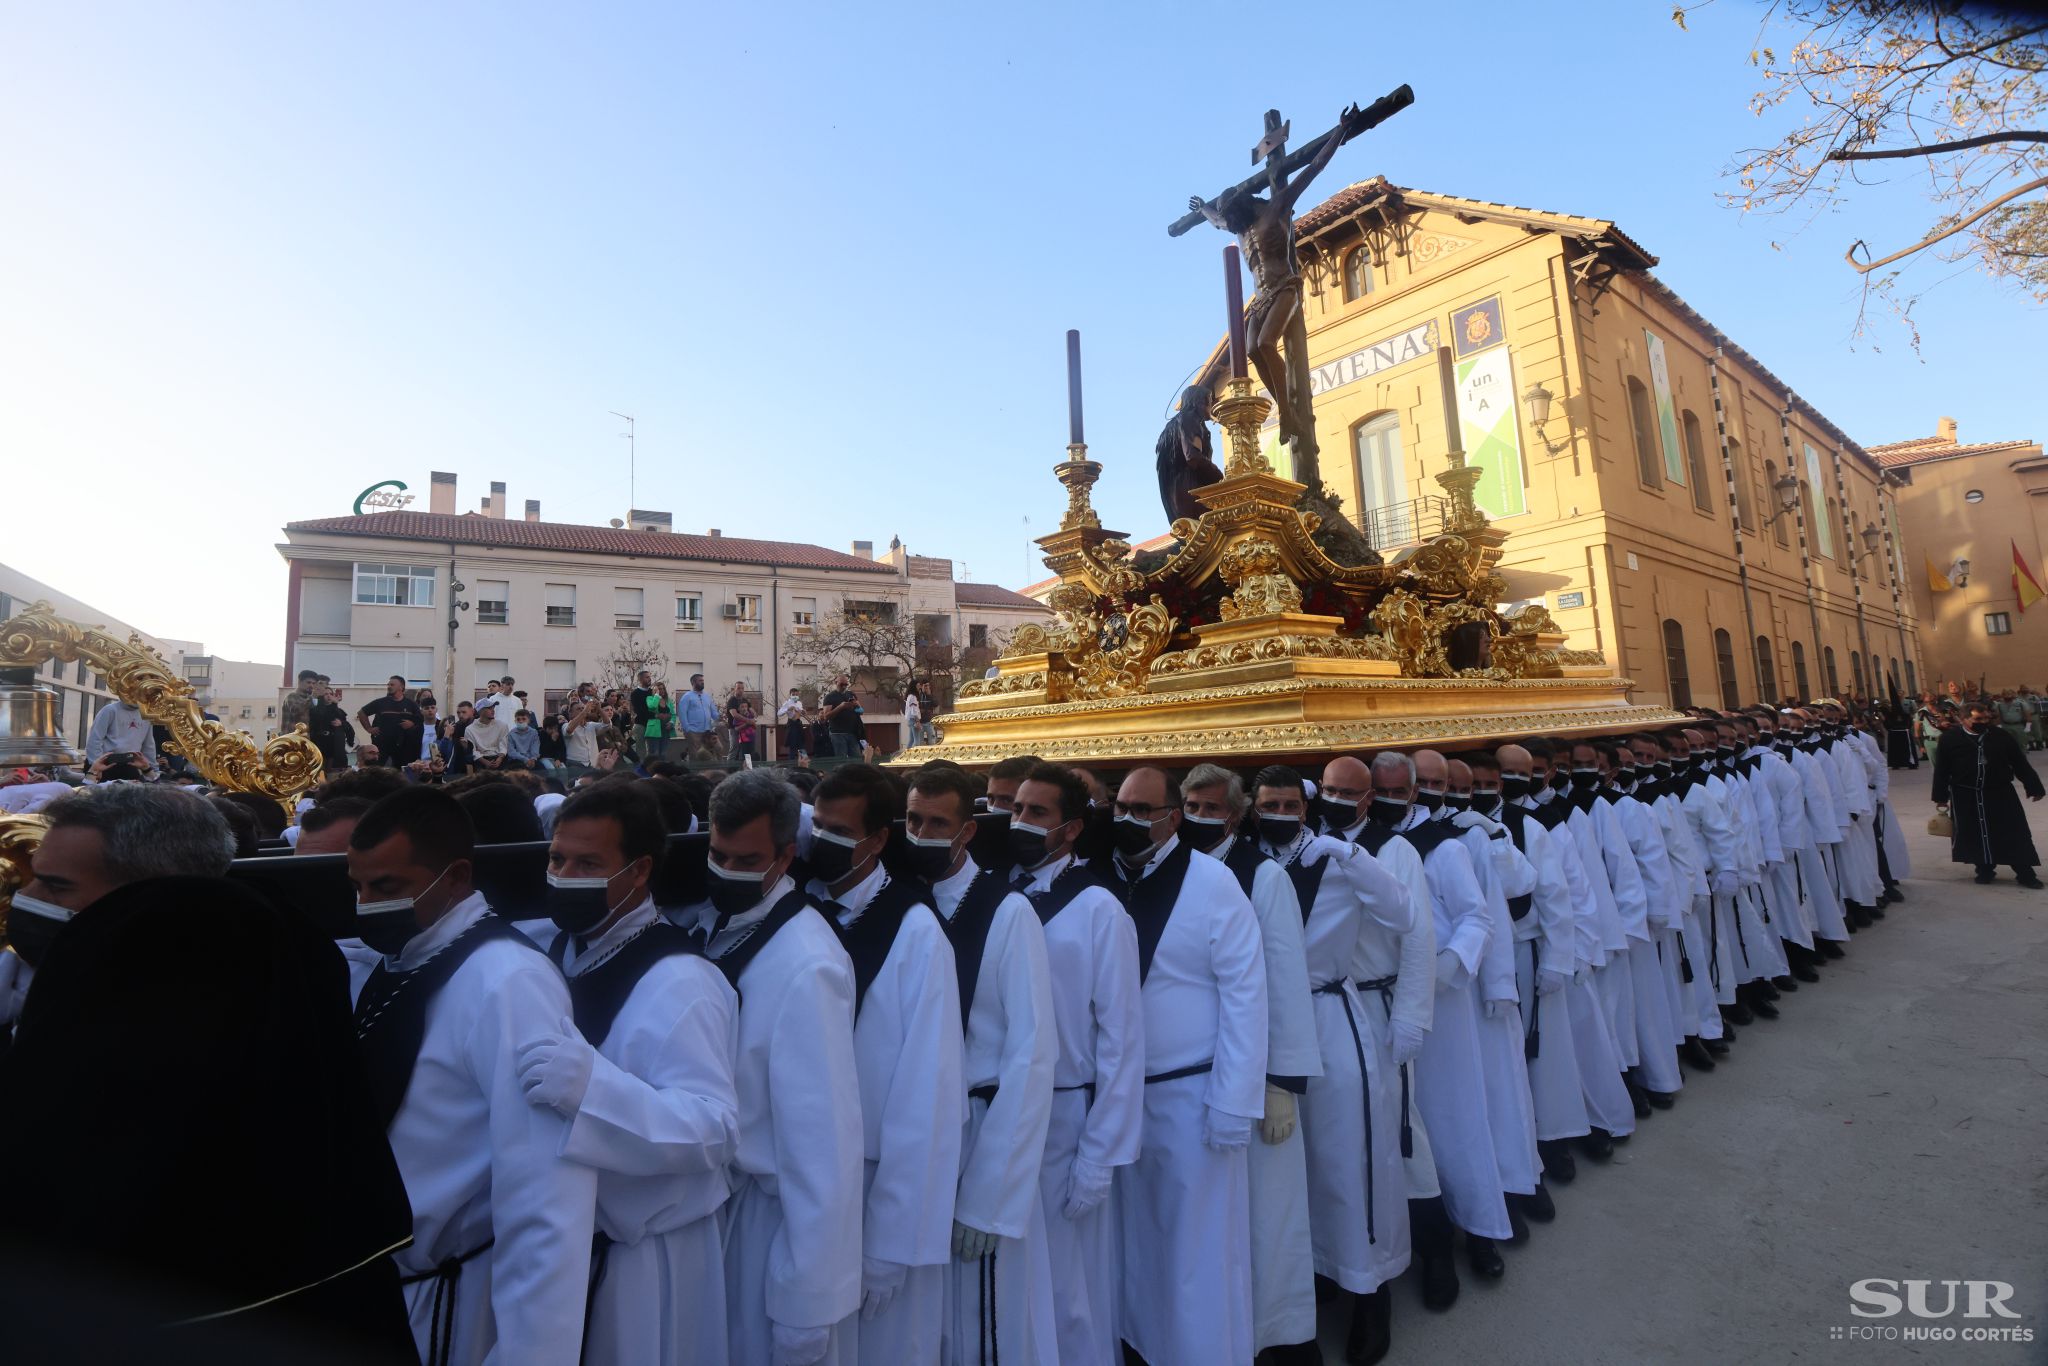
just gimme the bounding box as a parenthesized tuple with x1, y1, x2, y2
(1175, 87, 1413, 556)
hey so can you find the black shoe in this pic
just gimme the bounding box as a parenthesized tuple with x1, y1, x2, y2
(1643, 1088, 1677, 1110)
(2019, 875, 2045, 890)
(1846, 902, 1874, 927)
(1624, 1074, 1653, 1118)
(1681, 1036, 1717, 1070)
(1721, 1001, 1754, 1026)
(1538, 1139, 1576, 1185)
(1884, 886, 1904, 903)
(1420, 1251, 1460, 1311)
(1867, 902, 1886, 919)
(1505, 1200, 1529, 1244)
(1467, 1236, 1505, 1279)
(1345, 1289, 1389, 1365)
(1411, 1197, 1459, 1312)
(1261, 1345, 1325, 1366)
(1578, 1129, 1615, 1163)
(1703, 1036, 1731, 1056)
(1772, 974, 1799, 992)
(1520, 1183, 1556, 1222)
(1746, 989, 1781, 1021)
(1975, 870, 1997, 884)
(1791, 961, 1820, 982)
(1818, 940, 1846, 960)
(1757, 979, 1782, 1000)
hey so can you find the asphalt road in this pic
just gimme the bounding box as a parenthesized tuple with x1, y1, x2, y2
(1315, 780, 2048, 1365)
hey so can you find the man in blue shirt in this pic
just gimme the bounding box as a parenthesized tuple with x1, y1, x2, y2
(677, 673, 720, 761)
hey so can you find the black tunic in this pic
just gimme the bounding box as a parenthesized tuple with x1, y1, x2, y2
(1931, 725, 2045, 867)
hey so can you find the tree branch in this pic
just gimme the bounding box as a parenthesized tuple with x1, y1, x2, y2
(1827, 129, 2048, 162)
(1846, 175, 2048, 272)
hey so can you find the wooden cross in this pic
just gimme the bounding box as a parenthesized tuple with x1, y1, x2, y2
(1168, 84, 1415, 237)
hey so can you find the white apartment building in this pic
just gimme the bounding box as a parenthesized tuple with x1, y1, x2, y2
(277, 473, 1050, 750)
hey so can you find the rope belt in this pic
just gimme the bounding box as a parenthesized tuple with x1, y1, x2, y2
(397, 1237, 495, 1366)
(1313, 979, 1377, 1244)
(1356, 975, 1412, 1159)
(1143, 1059, 1214, 1086)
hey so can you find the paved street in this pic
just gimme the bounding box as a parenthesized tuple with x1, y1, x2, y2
(1318, 782, 2048, 1364)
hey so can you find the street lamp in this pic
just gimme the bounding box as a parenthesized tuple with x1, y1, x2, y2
(1758, 471, 1803, 530)
(1949, 557, 1972, 588)
(1522, 383, 1570, 456)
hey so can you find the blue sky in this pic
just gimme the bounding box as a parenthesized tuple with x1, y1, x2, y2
(4, 2, 2041, 662)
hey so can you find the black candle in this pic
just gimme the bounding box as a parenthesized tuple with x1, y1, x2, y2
(1224, 246, 1247, 379)
(1066, 330, 1084, 446)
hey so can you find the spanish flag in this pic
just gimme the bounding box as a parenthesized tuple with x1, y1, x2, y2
(1927, 555, 1953, 593)
(2014, 541, 2045, 614)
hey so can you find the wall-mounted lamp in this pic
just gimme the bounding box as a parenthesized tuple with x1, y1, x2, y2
(1949, 557, 1972, 588)
(1522, 384, 1570, 456)
(1758, 471, 1803, 530)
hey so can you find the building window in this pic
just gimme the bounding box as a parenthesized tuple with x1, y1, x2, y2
(1730, 438, 1755, 530)
(1888, 657, 1901, 695)
(1682, 411, 1714, 513)
(1342, 248, 1374, 301)
(291, 645, 433, 687)
(1965, 489, 1985, 503)
(1765, 461, 1789, 547)
(675, 593, 702, 631)
(353, 562, 436, 607)
(1792, 640, 1811, 699)
(1353, 412, 1410, 541)
(1905, 659, 1918, 694)
(1850, 651, 1865, 698)
(613, 587, 644, 631)
(734, 594, 762, 633)
(843, 599, 897, 625)
(476, 580, 509, 625)
(1987, 612, 2014, 636)
(265, 705, 276, 718)
(1826, 500, 1843, 561)
(475, 658, 509, 700)
(1823, 645, 1840, 696)
(1714, 628, 1740, 708)
(1755, 635, 1778, 703)
(969, 623, 989, 648)
(1627, 378, 1663, 489)
(1662, 618, 1692, 709)
(791, 595, 817, 634)
(544, 659, 576, 715)
(544, 583, 576, 627)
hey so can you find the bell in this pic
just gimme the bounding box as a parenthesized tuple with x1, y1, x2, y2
(0, 667, 83, 769)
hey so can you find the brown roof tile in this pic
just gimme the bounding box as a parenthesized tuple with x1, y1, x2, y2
(284, 511, 898, 574)
(1865, 436, 2040, 469)
(953, 581, 1048, 609)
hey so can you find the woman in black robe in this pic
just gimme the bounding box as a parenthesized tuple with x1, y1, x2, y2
(1932, 702, 2047, 885)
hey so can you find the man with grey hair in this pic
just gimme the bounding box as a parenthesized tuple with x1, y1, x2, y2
(677, 767, 863, 1366)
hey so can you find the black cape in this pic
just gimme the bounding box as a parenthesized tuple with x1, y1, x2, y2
(1931, 725, 2045, 868)
(0, 876, 417, 1362)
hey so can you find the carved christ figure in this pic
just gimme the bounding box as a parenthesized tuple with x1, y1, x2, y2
(1189, 105, 1363, 491)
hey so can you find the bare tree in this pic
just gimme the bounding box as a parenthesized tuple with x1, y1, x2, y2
(780, 610, 1008, 710)
(595, 630, 669, 694)
(1679, 1, 2048, 335)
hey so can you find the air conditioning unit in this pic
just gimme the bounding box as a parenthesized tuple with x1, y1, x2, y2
(721, 603, 740, 619)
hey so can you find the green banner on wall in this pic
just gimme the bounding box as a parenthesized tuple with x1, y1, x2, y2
(1455, 347, 1528, 519)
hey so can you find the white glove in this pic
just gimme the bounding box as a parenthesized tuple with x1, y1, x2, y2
(771, 1320, 831, 1366)
(1451, 809, 1498, 833)
(1062, 1156, 1113, 1218)
(1202, 1105, 1253, 1151)
(860, 1257, 907, 1321)
(1259, 1084, 1297, 1145)
(952, 1220, 998, 1261)
(1390, 1019, 1426, 1065)
(1434, 948, 1470, 991)
(1537, 968, 1568, 996)
(1483, 997, 1502, 1018)
(1709, 870, 1740, 897)
(515, 1016, 594, 1116)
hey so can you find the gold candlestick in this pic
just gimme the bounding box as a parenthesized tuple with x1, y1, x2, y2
(1210, 375, 1274, 477)
(1055, 443, 1102, 530)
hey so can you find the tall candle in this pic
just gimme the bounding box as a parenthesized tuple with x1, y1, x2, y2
(1224, 245, 1247, 379)
(1066, 330, 1084, 446)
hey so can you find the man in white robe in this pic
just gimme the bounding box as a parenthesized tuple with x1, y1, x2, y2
(344, 786, 598, 1366)
(1745, 712, 1825, 982)
(1182, 763, 1321, 1365)
(1007, 763, 1143, 1366)
(807, 764, 964, 1366)
(524, 782, 740, 1366)
(677, 770, 864, 1366)
(1624, 734, 1725, 1070)
(1780, 711, 1854, 952)
(1559, 739, 1654, 1111)
(904, 765, 1059, 1366)
(1104, 766, 1268, 1366)
(1854, 708, 1911, 897)
(1712, 720, 1793, 1001)
(1582, 741, 1684, 1106)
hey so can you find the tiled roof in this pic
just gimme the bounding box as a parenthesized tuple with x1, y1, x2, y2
(284, 511, 898, 575)
(1865, 436, 2040, 469)
(1294, 178, 1658, 269)
(953, 581, 1048, 609)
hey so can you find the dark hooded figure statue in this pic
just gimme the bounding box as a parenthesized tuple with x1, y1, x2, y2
(1155, 384, 1225, 525)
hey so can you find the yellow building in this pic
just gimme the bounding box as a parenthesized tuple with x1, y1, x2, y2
(1872, 419, 2048, 692)
(1194, 179, 1924, 710)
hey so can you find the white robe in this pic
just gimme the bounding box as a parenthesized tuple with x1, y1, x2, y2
(1397, 809, 1511, 1241)
(1503, 810, 1589, 1142)
(1530, 799, 1635, 1137)
(1788, 747, 1853, 941)
(681, 880, 864, 1366)
(1204, 841, 1320, 1351)
(1447, 811, 1543, 1197)
(1606, 796, 1683, 1094)
(1114, 835, 1268, 1366)
(547, 900, 739, 1366)
(929, 860, 1059, 1366)
(811, 865, 964, 1366)
(1861, 731, 1913, 882)
(362, 893, 599, 1366)
(1015, 853, 1143, 1366)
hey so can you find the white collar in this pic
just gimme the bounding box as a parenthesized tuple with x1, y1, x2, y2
(1121, 832, 1182, 881)
(1395, 804, 1429, 834)
(1018, 851, 1076, 891)
(1258, 825, 1310, 862)
(691, 874, 796, 942)
(559, 895, 659, 975)
(931, 856, 982, 917)
(809, 861, 887, 925)
(391, 890, 490, 970)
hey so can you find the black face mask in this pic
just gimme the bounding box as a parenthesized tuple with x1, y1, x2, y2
(1570, 769, 1601, 791)
(1256, 814, 1302, 848)
(1654, 761, 1673, 777)
(545, 866, 631, 936)
(1005, 821, 1057, 869)
(806, 829, 866, 886)
(1179, 814, 1230, 853)
(1501, 775, 1533, 802)
(1366, 797, 1407, 828)
(1314, 795, 1358, 833)
(1414, 789, 1445, 814)
(1444, 793, 1472, 812)
(905, 835, 960, 882)
(706, 858, 782, 919)
(1470, 791, 1502, 816)
(1113, 814, 1166, 861)
(4, 893, 73, 969)
(357, 912, 419, 959)
(1550, 771, 1571, 793)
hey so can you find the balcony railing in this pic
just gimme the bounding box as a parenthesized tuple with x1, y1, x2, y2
(1360, 494, 1450, 553)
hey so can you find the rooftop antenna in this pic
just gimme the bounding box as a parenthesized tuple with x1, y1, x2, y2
(610, 411, 636, 510)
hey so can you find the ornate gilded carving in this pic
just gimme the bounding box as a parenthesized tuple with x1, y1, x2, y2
(0, 601, 323, 814)
(1216, 537, 1303, 620)
(1055, 448, 1102, 530)
(0, 812, 49, 949)
(1209, 376, 1274, 477)
(1369, 589, 1442, 677)
(1153, 632, 1397, 676)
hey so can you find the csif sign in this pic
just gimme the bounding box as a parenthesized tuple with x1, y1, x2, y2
(353, 480, 416, 515)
